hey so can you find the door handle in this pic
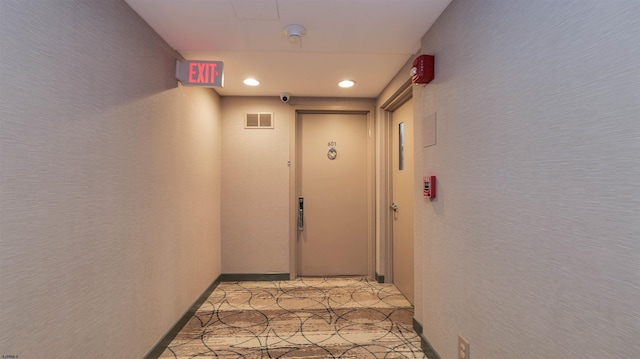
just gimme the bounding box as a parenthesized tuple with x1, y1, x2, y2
(298, 196, 304, 231)
(390, 203, 398, 211)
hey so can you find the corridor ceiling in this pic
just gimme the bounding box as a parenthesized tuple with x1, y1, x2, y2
(124, 0, 451, 98)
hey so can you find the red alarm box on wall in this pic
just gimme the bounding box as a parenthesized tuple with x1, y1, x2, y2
(411, 55, 434, 84)
(423, 176, 436, 199)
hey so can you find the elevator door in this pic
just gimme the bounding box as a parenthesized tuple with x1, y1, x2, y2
(297, 113, 368, 276)
(391, 98, 414, 304)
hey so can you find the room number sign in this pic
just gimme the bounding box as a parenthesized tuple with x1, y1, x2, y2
(327, 141, 337, 160)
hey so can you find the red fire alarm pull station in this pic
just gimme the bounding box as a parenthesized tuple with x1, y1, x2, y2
(411, 55, 434, 84)
(424, 176, 436, 199)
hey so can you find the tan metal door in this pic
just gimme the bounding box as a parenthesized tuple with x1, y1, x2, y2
(391, 98, 414, 303)
(297, 113, 368, 276)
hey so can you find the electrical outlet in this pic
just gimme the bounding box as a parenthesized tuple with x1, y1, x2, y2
(458, 335, 470, 359)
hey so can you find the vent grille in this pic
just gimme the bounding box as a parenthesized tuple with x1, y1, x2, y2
(245, 112, 274, 129)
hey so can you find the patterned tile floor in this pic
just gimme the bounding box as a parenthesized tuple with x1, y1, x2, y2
(159, 277, 426, 358)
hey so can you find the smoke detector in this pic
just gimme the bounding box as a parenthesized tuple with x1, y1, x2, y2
(283, 24, 307, 47)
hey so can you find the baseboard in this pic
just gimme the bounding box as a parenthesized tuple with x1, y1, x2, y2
(220, 273, 290, 282)
(375, 272, 385, 283)
(143, 274, 221, 359)
(412, 317, 423, 335)
(413, 317, 441, 359)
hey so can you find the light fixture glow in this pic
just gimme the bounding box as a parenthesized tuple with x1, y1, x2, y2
(243, 78, 260, 86)
(338, 80, 355, 88)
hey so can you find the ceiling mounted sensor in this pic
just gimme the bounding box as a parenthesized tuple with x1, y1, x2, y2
(283, 24, 307, 48)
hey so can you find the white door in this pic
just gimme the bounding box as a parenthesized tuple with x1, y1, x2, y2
(297, 113, 369, 276)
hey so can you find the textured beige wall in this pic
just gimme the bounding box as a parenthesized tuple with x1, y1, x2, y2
(414, 1, 640, 358)
(0, 1, 222, 358)
(221, 97, 291, 273)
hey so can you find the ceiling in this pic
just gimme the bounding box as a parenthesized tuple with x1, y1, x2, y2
(124, 0, 451, 98)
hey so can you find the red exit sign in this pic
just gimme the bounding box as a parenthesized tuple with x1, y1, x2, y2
(176, 60, 224, 87)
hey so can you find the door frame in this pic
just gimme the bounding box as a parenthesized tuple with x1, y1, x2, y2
(288, 102, 376, 280)
(380, 79, 413, 284)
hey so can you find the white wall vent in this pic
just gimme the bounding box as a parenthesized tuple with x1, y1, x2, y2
(245, 112, 274, 129)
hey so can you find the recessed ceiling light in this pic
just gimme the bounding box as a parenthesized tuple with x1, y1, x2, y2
(243, 78, 260, 86)
(338, 80, 355, 88)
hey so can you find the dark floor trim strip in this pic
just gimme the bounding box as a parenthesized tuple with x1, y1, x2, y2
(220, 273, 290, 282)
(144, 275, 221, 359)
(413, 317, 442, 359)
(375, 272, 385, 283)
